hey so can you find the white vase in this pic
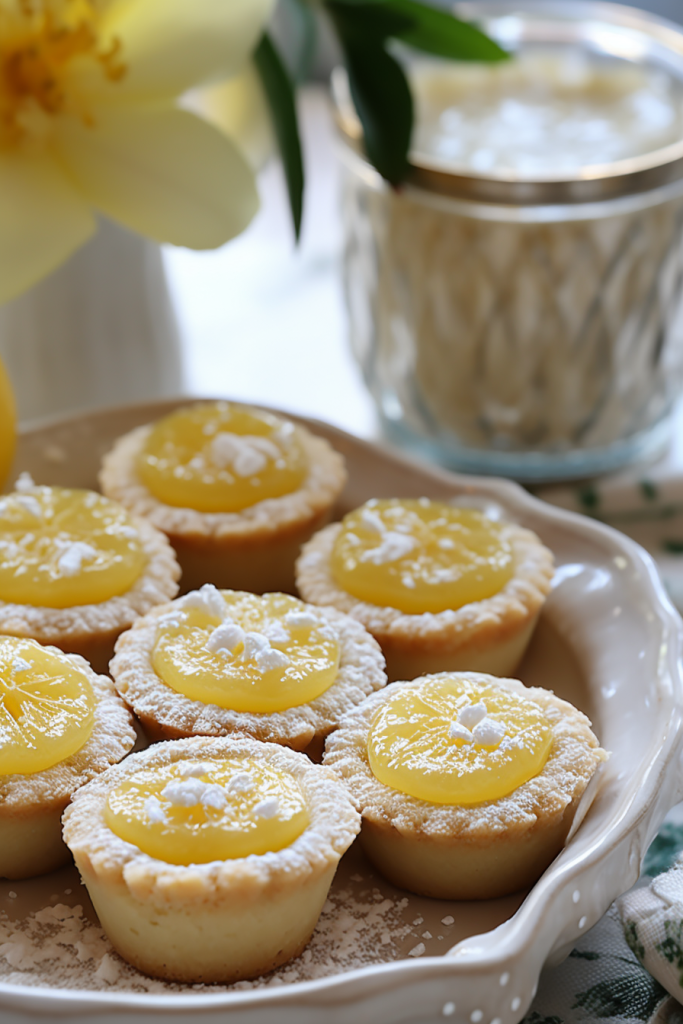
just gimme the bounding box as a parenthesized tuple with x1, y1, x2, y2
(0, 218, 185, 423)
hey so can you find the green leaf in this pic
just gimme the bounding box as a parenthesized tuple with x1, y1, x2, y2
(347, 46, 413, 185)
(325, 0, 508, 187)
(327, 0, 393, 5)
(326, 0, 413, 38)
(336, 32, 412, 183)
(254, 32, 304, 240)
(282, 0, 320, 82)
(387, 0, 509, 61)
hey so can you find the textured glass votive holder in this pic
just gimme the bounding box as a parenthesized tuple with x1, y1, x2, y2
(341, 155, 683, 481)
(336, 1, 683, 482)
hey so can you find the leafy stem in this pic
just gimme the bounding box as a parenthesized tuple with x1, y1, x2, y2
(257, 0, 508, 235)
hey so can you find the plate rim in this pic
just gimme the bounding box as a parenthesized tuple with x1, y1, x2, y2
(3, 398, 683, 1021)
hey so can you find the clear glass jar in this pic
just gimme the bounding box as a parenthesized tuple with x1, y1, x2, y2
(336, 2, 683, 481)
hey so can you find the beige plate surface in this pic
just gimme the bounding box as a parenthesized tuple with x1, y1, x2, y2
(1, 399, 683, 1024)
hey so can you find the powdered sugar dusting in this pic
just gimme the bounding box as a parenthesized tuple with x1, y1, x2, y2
(14, 472, 36, 494)
(57, 541, 98, 577)
(0, 852, 472, 994)
(360, 531, 416, 565)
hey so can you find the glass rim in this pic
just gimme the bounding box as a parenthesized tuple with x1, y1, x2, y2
(332, 0, 683, 206)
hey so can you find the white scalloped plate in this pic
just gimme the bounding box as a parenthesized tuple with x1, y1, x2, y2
(1, 399, 683, 1024)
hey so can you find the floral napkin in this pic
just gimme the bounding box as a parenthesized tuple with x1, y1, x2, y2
(528, 470, 683, 1022)
(522, 812, 683, 1024)
(618, 857, 683, 1011)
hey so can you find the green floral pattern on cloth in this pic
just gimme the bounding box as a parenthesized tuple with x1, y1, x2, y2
(522, 819, 683, 1024)
(532, 474, 683, 1022)
(617, 820, 683, 1015)
(655, 921, 683, 988)
(524, 905, 670, 1024)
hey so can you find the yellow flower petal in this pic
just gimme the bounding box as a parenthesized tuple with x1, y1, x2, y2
(75, 0, 276, 103)
(55, 105, 259, 249)
(0, 153, 95, 306)
(186, 63, 275, 171)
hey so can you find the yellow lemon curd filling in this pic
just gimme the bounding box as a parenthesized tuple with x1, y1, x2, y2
(0, 483, 146, 609)
(137, 402, 309, 513)
(153, 589, 341, 714)
(331, 499, 514, 614)
(368, 675, 553, 805)
(105, 758, 310, 864)
(0, 636, 95, 776)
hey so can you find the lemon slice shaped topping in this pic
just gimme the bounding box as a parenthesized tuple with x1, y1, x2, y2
(0, 637, 95, 775)
(152, 587, 340, 713)
(105, 757, 309, 864)
(0, 480, 146, 608)
(368, 675, 552, 805)
(137, 402, 309, 513)
(331, 499, 514, 614)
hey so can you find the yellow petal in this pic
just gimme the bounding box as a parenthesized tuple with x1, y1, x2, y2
(185, 63, 275, 171)
(55, 105, 259, 249)
(0, 153, 95, 306)
(73, 0, 276, 103)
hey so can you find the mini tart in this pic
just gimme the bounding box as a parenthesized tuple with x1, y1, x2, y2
(296, 503, 554, 681)
(99, 404, 347, 595)
(0, 483, 180, 675)
(62, 736, 361, 984)
(110, 587, 387, 759)
(0, 649, 136, 880)
(323, 672, 607, 900)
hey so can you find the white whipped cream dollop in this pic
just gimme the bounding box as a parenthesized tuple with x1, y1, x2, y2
(449, 701, 507, 749)
(179, 583, 228, 619)
(205, 620, 246, 655)
(161, 777, 228, 811)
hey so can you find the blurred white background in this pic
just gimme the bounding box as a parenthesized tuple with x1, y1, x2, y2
(164, 0, 683, 446)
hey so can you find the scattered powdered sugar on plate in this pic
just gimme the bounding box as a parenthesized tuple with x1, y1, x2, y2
(0, 862, 416, 993)
(0, 890, 413, 992)
(0, 904, 113, 990)
(0, 851, 524, 994)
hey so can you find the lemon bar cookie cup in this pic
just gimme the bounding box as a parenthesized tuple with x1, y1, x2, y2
(99, 402, 347, 595)
(323, 672, 607, 900)
(62, 736, 361, 983)
(110, 586, 387, 760)
(296, 499, 554, 682)
(0, 480, 180, 675)
(0, 639, 136, 880)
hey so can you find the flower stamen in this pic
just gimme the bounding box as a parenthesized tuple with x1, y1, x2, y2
(0, 0, 126, 147)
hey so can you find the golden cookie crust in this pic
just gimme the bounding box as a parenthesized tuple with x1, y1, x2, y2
(0, 655, 136, 879)
(62, 736, 361, 983)
(296, 519, 554, 680)
(323, 672, 607, 898)
(0, 515, 180, 675)
(110, 599, 387, 755)
(99, 416, 348, 594)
